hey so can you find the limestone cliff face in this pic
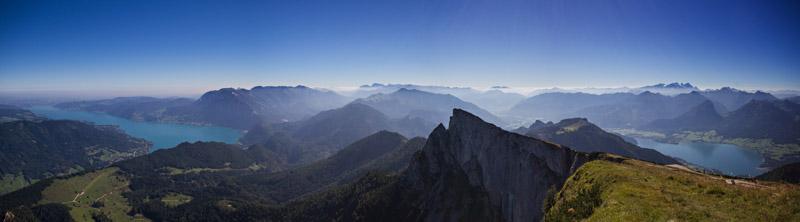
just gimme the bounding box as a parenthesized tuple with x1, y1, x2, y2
(403, 109, 591, 222)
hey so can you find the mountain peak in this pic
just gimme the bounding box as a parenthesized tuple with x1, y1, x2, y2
(395, 88, 424, 94)
(449, 108, 490, 128)
(644, 82, 696, 89)
(717, 86, 739, 92)
(639, 91, 659, 96)
(406, 109, 589, 221)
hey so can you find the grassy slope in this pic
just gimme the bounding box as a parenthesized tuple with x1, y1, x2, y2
(546, 157, 800, 221)
(37, 167, 143, 222)
(0, 174, 31, 195)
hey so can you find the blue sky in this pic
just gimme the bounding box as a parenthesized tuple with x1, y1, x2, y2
(1, 0, 798, 96)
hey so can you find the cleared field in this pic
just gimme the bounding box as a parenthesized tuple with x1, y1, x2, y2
(38, 167, 141, 221)
(161, 192, 193, 207)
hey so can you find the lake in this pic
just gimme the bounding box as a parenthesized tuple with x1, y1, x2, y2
(634, 138, 766, 177)
(29, 106, 243, 151)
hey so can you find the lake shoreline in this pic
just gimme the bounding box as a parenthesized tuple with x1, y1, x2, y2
(28, 106, 243, 151)
(633, 137, 766, 178)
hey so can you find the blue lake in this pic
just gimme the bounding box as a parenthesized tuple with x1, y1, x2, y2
(29, 106, 243, 152)
(634, 138, 766, 177)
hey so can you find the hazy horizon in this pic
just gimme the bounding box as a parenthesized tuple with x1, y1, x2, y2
(1, 81, 796, 101)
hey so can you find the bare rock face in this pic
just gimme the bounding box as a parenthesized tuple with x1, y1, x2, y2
(403, 109, 591, 222)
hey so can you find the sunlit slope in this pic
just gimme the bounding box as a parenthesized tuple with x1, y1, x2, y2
(37, 167, 144, 222)
(546, 156, 800, 221)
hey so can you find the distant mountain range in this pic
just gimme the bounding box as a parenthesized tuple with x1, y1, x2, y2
(351, 83, 526, 113)
(526, 82, 700, 96)
(645, 99, 800, 144)
(0, 106, 150, 194)
(632, 82, 699, 95)
(353, 88, 504, 125)
(55, 96, 194, 122)
(508, 86, 780, 128)
(56, 86, 351, 129)
(700, 87, 778, 111)
(52, 83, 793, 132)
(166, 86, 350, 129)
(507, 91, 707, 128)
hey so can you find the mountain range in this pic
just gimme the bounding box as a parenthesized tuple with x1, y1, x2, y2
(508, 87, 781, 128)
(2, 109, 799, 221)
(56, 86, 351, 129)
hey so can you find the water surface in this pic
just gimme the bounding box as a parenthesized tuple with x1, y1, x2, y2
(30, 106, 242, 151)
(635, 138, 765, 177)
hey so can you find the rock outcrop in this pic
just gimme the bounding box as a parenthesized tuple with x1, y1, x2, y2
(402, 109, 591, 222)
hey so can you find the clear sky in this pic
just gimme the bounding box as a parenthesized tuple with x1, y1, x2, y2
(1, 0, 798, 96)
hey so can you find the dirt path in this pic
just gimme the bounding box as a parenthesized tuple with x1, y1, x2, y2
(665, 164, 771, 189)
(66, 169, 114, 203)
(70, 191, 85, 203)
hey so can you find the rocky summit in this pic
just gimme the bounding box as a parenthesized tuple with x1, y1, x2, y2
(402, 109, 592, 222)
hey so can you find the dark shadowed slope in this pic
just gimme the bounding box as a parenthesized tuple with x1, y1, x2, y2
(643, 99, 800, 144)
(788, 96, 800, 105)
(239, 103, 435, 165)
(0, 105, 44, 123)
(644, 100, 724, 133)
(716, 99, 800, 143)
(526, 118, 678, 164)
(757, 162, 800, 184)
(234, 131, 426, 203)
(114, 141, 283, 174)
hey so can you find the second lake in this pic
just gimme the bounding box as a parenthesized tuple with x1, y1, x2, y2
(635, 138, 766, 177)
